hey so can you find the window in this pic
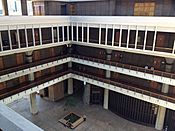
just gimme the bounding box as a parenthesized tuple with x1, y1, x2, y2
(69, 4, 76, 15)
(134, 2, 155, 16)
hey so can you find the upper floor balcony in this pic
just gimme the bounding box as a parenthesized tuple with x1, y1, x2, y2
(0, 16, 175, 59)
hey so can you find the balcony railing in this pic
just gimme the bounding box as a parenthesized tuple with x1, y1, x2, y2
(1, 69, 175, 110)
(0, 16, 175, 58)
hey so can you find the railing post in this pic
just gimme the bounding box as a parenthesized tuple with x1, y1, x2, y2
(25, 25, 28, 47)
(16, 25, 21, 48)
(87, 23, 89, 43)
(62, 26, 65, 42)
(152, 26, 157, 51)
(76, 22, 78, 42)
(135, 26, 138, 49)
(57, 25, 60, 43)
(32, 25, 35, 46)
(8, 25, 12, 50)
(143, 26, 148, 50)
(172, 40, 175, 54)
(126, 25, 130, 48)
(39, 25, 42, 45)
(119, 25, 122, 47)
(67, 26, 69, 41)
(99, 24, 101, 44)
(105, 24, 108, 45)
(0, 31, 3, 51)
(51, 25, 54, 43)
(112, 24, 115, 46)
(82, 23, 84, 42)
(71, 23, 73, 41)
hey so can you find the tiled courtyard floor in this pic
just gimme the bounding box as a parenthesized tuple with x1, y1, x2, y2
(8, 95, 158, 131)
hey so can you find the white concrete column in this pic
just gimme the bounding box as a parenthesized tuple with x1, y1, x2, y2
(68, 78, 73, 95)
(106, 70, 111, 78)
(25, 51, 38, 115)
(103, 88, 109, 109)
(83, 83, 90, 105)
(155, 58, 174, 130)
(155, 106, 166, 130)
(29, 93, 38, 115)
(103, 49, 112, 109)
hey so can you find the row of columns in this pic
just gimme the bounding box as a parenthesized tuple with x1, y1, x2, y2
(80, 48, 174, 131)
(155, 58, 174, 130)
(22, 46, 175, 131)
(25, 51, 38, 115)
(103, 49, 112, 109)
(68, 45, 73, 95)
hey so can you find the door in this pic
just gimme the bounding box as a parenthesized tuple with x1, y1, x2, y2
(61, 5, 67, 15)
(90, 87, 103, 105)
(91, 90, 101, 104)
(156, 34, 165, 51)
(115, 31, 120, 46)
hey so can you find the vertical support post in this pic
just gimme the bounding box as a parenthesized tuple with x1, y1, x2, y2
(105, 24, 108, 45)
(112, 24, 115, 46)
(155, 58, 174, 130)
(82, 23, 84, 42)
(71, 23, 73, 41)
(172, 40, 175, 54)
(39, 25, 42, 45)
(29, 93, 38, 115)
(76, 23, 78, 42)
(135, 26, 138, 49)
(87, 24, 89, 43)
(25, 25, 28, 47)
(62, 26, 65, 42)
(126, 25, 130, 48)
(119, 25, 122, 47)
(8, 26, 12, 50)
(99, 24, 101, 44)
(83, 83, 90, 105)
(143, 26, 148, 50)
(103, 88, 109, 109)
(26, 51, 38, 115)
(0, 32, 3, 51)
(57, 25, 59, 43)
(67, 26, 69, 41)
(51, 25, 54, 43)
(152, 26, 157, 51)
(103, 49, 112, 110)
(16, 25, 21, 48)
(68, 78, 73, 95)
(32, 25, 35, 46)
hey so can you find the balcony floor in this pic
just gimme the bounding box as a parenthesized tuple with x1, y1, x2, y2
(8, 95, 157, 131)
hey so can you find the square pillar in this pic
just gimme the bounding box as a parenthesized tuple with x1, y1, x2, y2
(103, 88, 109, 109)
(83, 83, 90, 105)
(155, 106, 166, 130)
(68, 78, 73, 95)
(29, 93, 38, 115)
(25, 51, 38, 115)
(155, 58, 174, 130)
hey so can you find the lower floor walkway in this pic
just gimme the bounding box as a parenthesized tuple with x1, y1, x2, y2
(8, 95, 157, 131)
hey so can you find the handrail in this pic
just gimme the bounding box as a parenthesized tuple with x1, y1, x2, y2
(0, 69, 69, 99)
(0, 69, 175, 105)
(71, 54, 175, 79)
(0, 53, 174, 82)
(71, 70, 175, 103)
(0, 54, 69, 76)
